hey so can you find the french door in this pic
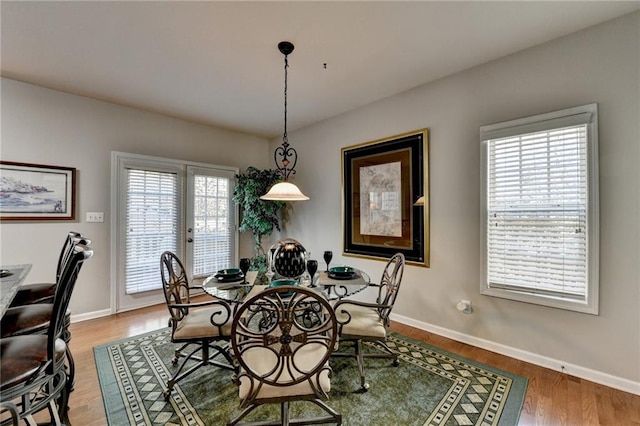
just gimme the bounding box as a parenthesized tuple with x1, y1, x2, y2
(111, 152, 238, 313)
(185, 166, 237, 279)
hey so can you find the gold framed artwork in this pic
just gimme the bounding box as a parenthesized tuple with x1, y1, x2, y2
(341, 129, 429, 267)
(0, 161, 77, 221)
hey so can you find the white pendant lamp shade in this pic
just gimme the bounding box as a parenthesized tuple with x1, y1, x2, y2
(261, 181, 309, 201)
(414, 196, 425, 206)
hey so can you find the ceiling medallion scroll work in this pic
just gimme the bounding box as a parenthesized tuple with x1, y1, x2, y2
(261, 41, 310, 202)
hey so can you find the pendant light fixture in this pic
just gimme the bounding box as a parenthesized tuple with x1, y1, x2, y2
(261, 41, 310, 201)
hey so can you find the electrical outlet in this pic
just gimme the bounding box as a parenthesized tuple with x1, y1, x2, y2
(457, 299, 473, 314)
(86, 212, 104, 223)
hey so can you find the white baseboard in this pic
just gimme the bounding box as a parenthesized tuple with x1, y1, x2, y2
(70, 308, 111, 323)
(69, 300, 166, 323)
(391, 313, 640, 396)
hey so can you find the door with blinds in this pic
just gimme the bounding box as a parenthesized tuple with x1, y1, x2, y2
(185, 166, 237, 279)
(112, 152, 238, 313)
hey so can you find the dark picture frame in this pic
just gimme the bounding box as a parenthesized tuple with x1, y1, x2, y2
(0, 161, 76, 221)
(342, 129, 429, 266)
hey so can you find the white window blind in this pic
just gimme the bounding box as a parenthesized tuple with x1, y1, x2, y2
(481, 104, 599, 314)
(487, 125, 587, 298)
(192, 175, 231, 276)
(125, 169, 178, 294)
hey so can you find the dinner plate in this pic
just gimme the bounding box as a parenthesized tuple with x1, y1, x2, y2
(329, 266, 356, 276)
(215, 274, 244, 283)
(217, 268, 242, 277)
(268, 279, 299, 297)
(327, 272, 359, 281)
(269, 279, 299, 288)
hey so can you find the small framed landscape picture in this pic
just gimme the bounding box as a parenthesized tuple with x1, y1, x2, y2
(0, 161, 76, 221)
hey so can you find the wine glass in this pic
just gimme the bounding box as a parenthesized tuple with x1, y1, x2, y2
(239, 258, 251, 284)
(323, 251, 333, 272)
(266, 247, 277, 281)
(306, 259, 318, 287)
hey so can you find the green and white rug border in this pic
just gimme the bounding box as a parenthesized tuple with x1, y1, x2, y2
(385, 332, 527, 426)
(95, 329, 173, 426)
(94, 328, 527, 426)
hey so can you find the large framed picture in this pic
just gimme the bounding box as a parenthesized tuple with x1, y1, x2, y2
(342, 129, 429, 266)
(0, 161, 76, 221)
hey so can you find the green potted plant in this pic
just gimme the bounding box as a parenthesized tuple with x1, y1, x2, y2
(233, 167, 286, 281)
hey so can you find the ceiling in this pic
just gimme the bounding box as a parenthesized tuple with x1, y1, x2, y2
(2, 1, 638, 139)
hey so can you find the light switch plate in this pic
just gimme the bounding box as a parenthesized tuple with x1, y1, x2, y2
(86, 212, 104, 222)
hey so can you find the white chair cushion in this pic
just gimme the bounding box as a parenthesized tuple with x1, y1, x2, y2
(238, 344, 331, 400)
(173, 306, 231, 340)
(334, 303, 386, 339)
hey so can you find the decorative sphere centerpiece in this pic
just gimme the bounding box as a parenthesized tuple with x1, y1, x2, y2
(272, 238, 307, 279)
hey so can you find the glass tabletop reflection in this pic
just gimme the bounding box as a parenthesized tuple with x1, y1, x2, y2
(202, 270, 259, 303)
(202, 268, 371, 303)
(316, 269, 370, 300)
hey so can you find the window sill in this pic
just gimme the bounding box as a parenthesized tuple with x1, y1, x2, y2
(481, 286, 598, 315)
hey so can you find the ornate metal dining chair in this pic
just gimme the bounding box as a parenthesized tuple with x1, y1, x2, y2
(332, 253, 405, 391)
(0, 243, 93, 425)
(9, 231, 85, 307)
(228, 285, 341, 425)
(0, 233, 91, 393)
(160, 251, 237, 400)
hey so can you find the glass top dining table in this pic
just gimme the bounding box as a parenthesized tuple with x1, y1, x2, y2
(1, 264, 32, 317)
(202, 269, 371, 303)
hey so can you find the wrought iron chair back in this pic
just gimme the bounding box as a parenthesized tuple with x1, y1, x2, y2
(0, 243, 93, 425)
(160, 250, 193, 323)
(2, 233, 92, 394)
(55, 232, 87, 281)
(228, 285, 341, 425)
(9, 231, 90, 307)
(47, 244, 93, 369)
(159, 251, 236, 401)
(375, 253, 405, 326)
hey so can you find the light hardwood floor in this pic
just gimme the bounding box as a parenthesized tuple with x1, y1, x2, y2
(65, 302, 640, 425)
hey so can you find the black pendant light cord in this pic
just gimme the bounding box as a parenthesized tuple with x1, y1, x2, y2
(283, 55, 288, 146)
(274, 43, 298, 181)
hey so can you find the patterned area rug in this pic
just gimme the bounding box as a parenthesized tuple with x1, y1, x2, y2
(94, 329, 527, 425)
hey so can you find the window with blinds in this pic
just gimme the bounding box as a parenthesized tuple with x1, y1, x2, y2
(480, 104, 599, 314)
(125, 169, 178, 294)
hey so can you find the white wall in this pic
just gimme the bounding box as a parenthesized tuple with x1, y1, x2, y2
(277, 12, 640, 388)
(0, 78, 269, 315)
